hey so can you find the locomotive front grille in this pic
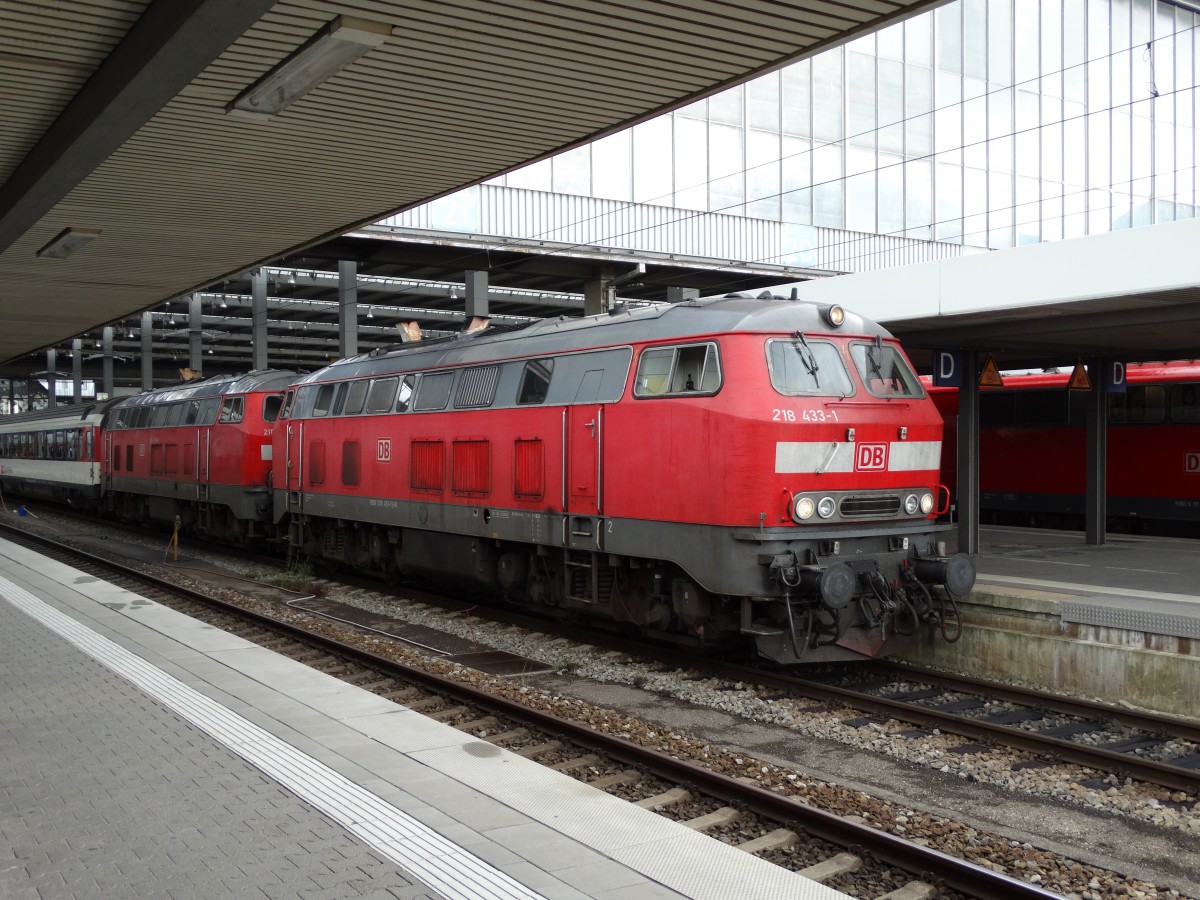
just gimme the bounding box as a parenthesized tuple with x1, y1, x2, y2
(839, 495, 901, 517)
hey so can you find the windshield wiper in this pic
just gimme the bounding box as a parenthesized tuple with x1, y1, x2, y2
(866, 334, 885, 380)
(791, 331, 820, 386)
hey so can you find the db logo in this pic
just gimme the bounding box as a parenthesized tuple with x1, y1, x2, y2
(1186, 452, 1200, 473)
(855, 443, 888, 471)
(376, 439, 392, 462)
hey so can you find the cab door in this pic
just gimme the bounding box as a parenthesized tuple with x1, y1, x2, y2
(566, 405, 602, 515)
(197, 428, 210, 482)
(284, 420, 303, 511)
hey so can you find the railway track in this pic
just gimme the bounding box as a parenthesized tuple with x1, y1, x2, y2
(308, 569, 1200, 797)
(27, 506, 1200, 795)
(0, 521, 1073, 900)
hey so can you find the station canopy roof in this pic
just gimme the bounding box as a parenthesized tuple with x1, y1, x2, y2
(0, 0, 942, 372)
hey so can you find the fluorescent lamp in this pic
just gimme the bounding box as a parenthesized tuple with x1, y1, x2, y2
(36, 227, 101, 259)
(227, 16, 390, 120)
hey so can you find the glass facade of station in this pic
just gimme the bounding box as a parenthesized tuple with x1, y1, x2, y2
(464, 0, 1199, 255)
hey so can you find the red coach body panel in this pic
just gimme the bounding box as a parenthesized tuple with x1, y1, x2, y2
(932, 361, 1200, 523)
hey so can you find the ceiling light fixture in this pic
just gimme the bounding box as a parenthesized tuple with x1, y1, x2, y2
(226, 16, 391, 121)
(36, 227, 101, 260)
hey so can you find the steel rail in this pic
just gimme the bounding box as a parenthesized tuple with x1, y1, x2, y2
(870, 660, 1200, 743)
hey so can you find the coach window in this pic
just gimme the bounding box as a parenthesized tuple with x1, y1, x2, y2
(1108, 385, 1166, 424)
(395, 375, 417, 412)
(767, 339, 853, 396)
(1016, 390, 1067, 426)
(414, 372, 453, 411)
(517, 359, 554, 404)
(1170, 384, 1200, 423)
(850, 341, 924, 398)
(343, 380, 368, 415)
(365, 377, 397, 414)
(979, 391, 1015, 426)
(634, 343, 722, 397)
(219, 396, 245, 424)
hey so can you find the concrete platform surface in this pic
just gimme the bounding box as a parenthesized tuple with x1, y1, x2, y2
(0, 538, 847, 900)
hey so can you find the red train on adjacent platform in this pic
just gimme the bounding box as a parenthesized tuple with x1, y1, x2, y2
(0, 294, 974, 664)
(931, 360, 1200, 530)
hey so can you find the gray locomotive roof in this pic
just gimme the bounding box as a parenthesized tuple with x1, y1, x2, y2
(295, 294, 894, 385)
(117, 369, 299, 407)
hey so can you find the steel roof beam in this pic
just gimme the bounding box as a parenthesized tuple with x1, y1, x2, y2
(0, 0, 274, 254)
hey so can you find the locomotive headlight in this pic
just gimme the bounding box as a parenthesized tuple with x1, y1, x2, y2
(823, 305, 845, 327)
(793, 496, 815, 521)
(904, 493, 919, 515)
(817, 496, 836, 519)
(920, 492, 934, 514)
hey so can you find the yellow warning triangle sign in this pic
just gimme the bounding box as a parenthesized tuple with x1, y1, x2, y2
(1068, 361, 1092, 390)
(978, 354, 1004, 388)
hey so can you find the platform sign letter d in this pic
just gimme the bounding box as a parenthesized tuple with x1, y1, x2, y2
(933, 350, 964, 387)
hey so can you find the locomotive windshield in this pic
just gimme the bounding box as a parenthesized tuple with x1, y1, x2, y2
(766, 338, 854, 396)
(849, 340, 925, 399)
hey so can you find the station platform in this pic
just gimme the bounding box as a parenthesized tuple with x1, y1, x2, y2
(0, 538, 847, 900)
(907, 525, 1200, 719)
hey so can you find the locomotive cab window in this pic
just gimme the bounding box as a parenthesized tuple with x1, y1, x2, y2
(517, 359, 554, 404)
(366, 377, 398, 414)
(330, 382, 350, 416)
(395, 375, 417, 412)
(198, 397, 220, 425)
(634, 343, 721, 397)
(262, 395, 283, 423)
(311, 384, 335, 417)
(414, 372, 453, 411)
(280, 389, 296, 420)
(850, 341, 924, 398)
(766, 338, 855, 396)
(343, 380, 368, 416)
(219, 396, 244, 424)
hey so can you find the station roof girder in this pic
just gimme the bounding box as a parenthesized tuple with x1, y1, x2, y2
(0, 0, 941, 369)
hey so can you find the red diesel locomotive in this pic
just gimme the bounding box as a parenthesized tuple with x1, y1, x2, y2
(931, 361, 1200, 531)
(273, 293, 973, 663)
(0, 294, 974, 664)
(0, 370, 296, 538)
